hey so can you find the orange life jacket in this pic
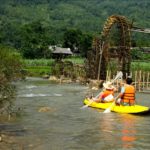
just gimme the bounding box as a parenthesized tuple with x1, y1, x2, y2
(122, 85, 135, 105)
(101, 89, 114, 99)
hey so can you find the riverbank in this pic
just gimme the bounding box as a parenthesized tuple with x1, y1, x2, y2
(24, 58, 150, 77)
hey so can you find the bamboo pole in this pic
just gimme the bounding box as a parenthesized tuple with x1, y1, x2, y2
(97, 42, 104, 80)
(106, 70, 108, 81)
(130, 72, 132, 78)
(142, 72, 145, 90)
(109, 70, 111, 81)
(138, 70, 141, 92)
(147, 72, 149, 89)
(126, 73, 128, 78)
(116, 78, 118, 86)
(134, 71, 137, 90)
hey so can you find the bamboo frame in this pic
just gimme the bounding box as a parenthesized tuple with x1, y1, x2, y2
(104, 70, 150, 93)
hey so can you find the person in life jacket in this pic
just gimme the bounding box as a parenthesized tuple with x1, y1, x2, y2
(116, 77, 135, 106)
(94, 81, 116, 103)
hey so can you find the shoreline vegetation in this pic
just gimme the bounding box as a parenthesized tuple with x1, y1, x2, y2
(0, 45, 150, 113)
(0, 46, 150, 115)
(23, 57, 85, 77)
(0, 46, 23, 115)
(23, 58, 150, 91)
(24, 58, 150, 77)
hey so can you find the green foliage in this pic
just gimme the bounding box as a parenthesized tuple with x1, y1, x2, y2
(19, 21, 54, 58)
(79, 33, 93, 57)
(24, 59, 55, 76)
(24, 59, 55, 66)
(142, 53, 150, 60)
(0, 0, 149, 59)
(24, 57, 84, 66)
(130, 48, 144, 60)
(63, 28, 93, 57)
(0, 45, 23, 82)
(131, 61, 150, 71)
(0, 45, 23, 112)
(50, 60, 85, 79)
(25, 66, 51, 77)
(130, 48, 150, 61)
(24, 57, 85, 77)
(65, 56, 85, 64)
(63, 28, 82, 52)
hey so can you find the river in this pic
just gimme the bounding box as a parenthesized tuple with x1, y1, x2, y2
(0, 77, 150, 150)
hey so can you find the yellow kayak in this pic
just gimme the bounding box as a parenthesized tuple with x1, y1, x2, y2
(83, 99, 150, 115)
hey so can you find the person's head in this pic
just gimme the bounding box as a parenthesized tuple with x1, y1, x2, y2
(126, 77, 132, 85)
(103, 81, 114, 90)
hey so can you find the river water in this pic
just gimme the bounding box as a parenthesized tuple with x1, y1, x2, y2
(0, 77, 150, 150)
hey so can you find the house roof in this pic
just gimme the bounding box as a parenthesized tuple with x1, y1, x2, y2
(52, 47, 73, 55)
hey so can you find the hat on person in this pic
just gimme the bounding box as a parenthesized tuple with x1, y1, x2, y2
(103, 81, 114, 90)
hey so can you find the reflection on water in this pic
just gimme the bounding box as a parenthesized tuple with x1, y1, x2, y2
(120, 115, 137, 149)
(0, 77, 150, 150)
(98, 112, 149, 149)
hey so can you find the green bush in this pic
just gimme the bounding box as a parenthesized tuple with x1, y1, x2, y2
(0, 45, 23, 82)
(0, 45, 23, 113)
(130, 48, 144, 60)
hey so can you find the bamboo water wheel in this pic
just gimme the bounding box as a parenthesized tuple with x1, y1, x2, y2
(85, 15, 132, 79)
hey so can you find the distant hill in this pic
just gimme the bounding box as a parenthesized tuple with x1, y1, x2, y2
(0, 0, 149, 49)
(0, 0, 149, 29)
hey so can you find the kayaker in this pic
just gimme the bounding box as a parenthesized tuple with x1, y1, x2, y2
(93, 81, 116, 103)
(116, 77, 135, 106)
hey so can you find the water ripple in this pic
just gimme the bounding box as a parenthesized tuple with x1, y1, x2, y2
(17, 93, 62, 98)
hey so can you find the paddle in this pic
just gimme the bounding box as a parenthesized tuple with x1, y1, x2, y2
(103, 99, 116, 113)
(103, 72, 123, 113)
(81, 71, 123, 109)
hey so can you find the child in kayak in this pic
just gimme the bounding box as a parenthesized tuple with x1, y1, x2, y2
(88, 81, 116, 103)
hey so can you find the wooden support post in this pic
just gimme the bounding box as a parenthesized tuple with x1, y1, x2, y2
(134, 71, 136, 90)
(116, 78, 118, 89)
(126, 73, 128, 78)
(147, 72, 149, 89)
(106, 70, 108, 81)
(109, 70, 111, 81)
(97, 42, 104, 80)
(139, 70, 141, 92)
(142, 72, 145, 90)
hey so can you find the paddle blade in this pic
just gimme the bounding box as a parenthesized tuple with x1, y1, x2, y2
(80, 104, 89, 109)
(80, 100, 93, 109)
(103, 108, 111, 113)
(112, 71, 123, 82)
(103, 102, 115, 113)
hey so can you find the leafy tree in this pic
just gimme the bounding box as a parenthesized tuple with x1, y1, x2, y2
(79, 33, 93, 57)
(63, 28, 93, 57)
(63, 28, 83, 53)
(0, 45, 23, 82)
(130, 48, 144, 60)
(0, 45, 23, 114)
(19, 21, 54, 58)
(0, 0, 149, 57)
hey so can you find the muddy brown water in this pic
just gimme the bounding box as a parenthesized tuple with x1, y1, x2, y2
(0, 77, 150, 150)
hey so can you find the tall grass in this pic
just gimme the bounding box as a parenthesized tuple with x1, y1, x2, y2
(65, 56, 85, 64)
(24, 58, 150, 77)
(24, 59, 55, 66)
(24, 57, 85, 76)
(24, 57, 85, 66)
(25, 66, 51, 76)
(131, 61, 150, 71)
